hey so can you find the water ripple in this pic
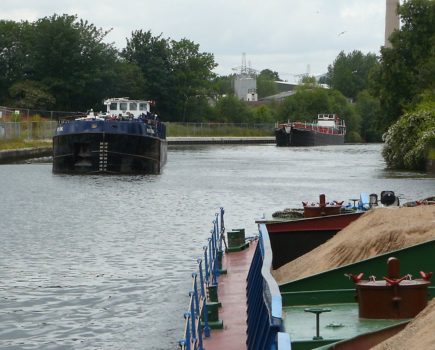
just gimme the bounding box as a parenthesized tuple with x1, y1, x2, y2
(0, 144, 434, 349)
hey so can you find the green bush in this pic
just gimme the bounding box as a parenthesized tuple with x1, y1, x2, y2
(382, 107, 435, 170)
(345, 131, 363, 143)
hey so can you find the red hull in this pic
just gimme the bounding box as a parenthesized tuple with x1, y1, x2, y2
(266, 212, 364, 233)
(262, 212, 364, 269)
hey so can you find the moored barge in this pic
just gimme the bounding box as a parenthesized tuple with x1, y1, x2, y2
(275, 114, 346, 147)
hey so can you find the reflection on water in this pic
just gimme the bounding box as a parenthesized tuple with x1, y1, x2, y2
(0, 144, 434, 349)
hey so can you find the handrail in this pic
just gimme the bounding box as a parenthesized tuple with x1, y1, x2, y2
(246, 223, 292, 350)
(179, 208, 225, 350)
(259, 223, 283, 320)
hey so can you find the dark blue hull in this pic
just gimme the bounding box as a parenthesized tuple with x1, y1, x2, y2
(52, 120, 167, 174)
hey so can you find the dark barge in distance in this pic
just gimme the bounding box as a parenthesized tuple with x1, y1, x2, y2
(52, 98, 167, 174)
(275, 114, 346, 146)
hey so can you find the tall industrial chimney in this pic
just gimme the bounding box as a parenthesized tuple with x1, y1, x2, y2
(385, 0, 400, 48)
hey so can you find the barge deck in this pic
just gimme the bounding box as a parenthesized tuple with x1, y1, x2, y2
(203, 240, 257, 350)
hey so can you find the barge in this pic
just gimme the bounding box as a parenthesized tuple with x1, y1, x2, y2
(275, 114, 346, 147)
(180, 204, 434, 350)
(52, 97, 167, 174)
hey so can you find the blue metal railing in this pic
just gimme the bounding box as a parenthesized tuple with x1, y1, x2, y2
(246, 223, 292, 350)
(179, 208, 225, 350)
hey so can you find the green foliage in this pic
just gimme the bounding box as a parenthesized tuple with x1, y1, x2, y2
(0, 139, 52, 150)
(325, 50, 379, 101)
(299, 75, 317, 86)
(122, 30, 172, 116)
(211, 75, 234, 96)
(256, 69, 280, 98)
(382, 106, 435, 170)
(169, 38, 217, 120)
(166, 123, 273, 137)
(276, 85, 362, 141)
(0, 15, 125, 111)
(251, 105, 277, 123)
(29, 14, 120, 110)
(355, 90, 383, 142)
(8, 80, 55, 108)
(214, 95, 253, 123)
(278, 86, 329, 121)
(0, 21, 24, 99)
(122, 31, 217, 120)
(346, 131, 364, 143)
(183, 96, 216, 122)
(372, 0, 435, 131)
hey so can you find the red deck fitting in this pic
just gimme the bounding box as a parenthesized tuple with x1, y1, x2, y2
(203, 240, 257, 350)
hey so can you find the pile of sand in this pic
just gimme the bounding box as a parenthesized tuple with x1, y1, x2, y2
(272, 206, 435, 284)
(372, 298, 435, 350)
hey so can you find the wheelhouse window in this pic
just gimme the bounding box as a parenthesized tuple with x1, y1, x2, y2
(110, 102, 117, 110)
(129, 102, 137, 111)
(139, 103, 148, 111)
(120, 102, 128, 111)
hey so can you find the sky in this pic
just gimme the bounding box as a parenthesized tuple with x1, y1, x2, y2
(0, 0, 389, 83)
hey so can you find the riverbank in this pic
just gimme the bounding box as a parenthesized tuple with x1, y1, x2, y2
(0, 137, 275, 163)
(0, 146, 52, 163)
(167, 136, 274, 144)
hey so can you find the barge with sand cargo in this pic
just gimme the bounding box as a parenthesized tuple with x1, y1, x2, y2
(179, 198, 435, 349)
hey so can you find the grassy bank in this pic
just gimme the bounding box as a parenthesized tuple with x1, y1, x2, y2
(0, 139, 52, 151)
(166, 123, 274, 137)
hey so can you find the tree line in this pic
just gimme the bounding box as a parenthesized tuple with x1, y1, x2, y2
(0, 0, 433, 169)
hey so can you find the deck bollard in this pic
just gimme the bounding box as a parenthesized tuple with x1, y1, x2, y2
(217, 249, 227, 274)
(227, 228, 249, 252)
(207, 284, 219, 304)
(206, 301, 224, 329)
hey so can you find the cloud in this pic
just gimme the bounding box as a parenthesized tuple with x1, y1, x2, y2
(0, 0, 386, 79)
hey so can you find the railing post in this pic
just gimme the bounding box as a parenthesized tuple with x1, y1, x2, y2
(208, 238, 216, 285)
(203, 246, 209, 282)
(198, 259, 210, 337)
(184, 313, 191, 350)
(220, 207, 225, 234)
(189, 292, 197, 343)
(192, 273, 200, 315)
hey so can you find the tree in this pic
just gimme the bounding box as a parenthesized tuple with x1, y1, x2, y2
(382, 105, 435, 170)
(251, 104, 277, 123)
(371, 0, 435, 131)
(355, 90, 383, 142)
(8, 80, 55, 109)
(108, 60, 146, 100)
(211, 75, 234, 96)
(214, 95, 253, 123)
(123, 31, 217, 121)
(0, 20, 30, 103)
(25, 14, 121, 110)
(122, 30, 173, 118)
(170, 38, 217, 121)
(278, 85, 330, 121)
(257, 69, 280, 98)
(277, 85, 362, 141)
(325, 50, 378, 101)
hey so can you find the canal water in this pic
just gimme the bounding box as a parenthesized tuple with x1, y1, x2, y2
(0, 144, 434, 350)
